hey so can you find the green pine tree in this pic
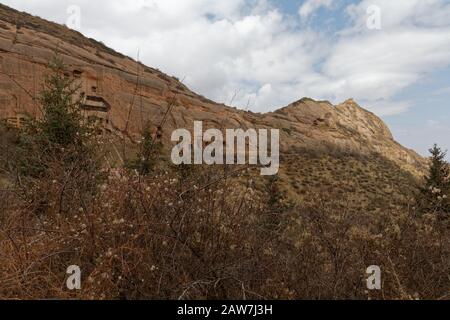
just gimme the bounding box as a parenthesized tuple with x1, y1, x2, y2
(36, 56, 86, 147)
(127, 123, 162, 175)
(15, 54, 97, 179)
(419, 144, 450, 214)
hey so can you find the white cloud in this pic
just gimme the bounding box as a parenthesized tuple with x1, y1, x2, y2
(298, 0, 333, 18)
(427, 119, 439, 127)
(364, 100, 412, 117)
(2, 0, 450, 117)
(346, 0, 450, 30)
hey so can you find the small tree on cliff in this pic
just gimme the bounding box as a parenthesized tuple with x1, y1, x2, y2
(15, 55, 99, 180)
(126, 123, 162, 176)
(37, 56, 86, 148)
(8, 54, 106, 216)
(418, 144, 450, 214)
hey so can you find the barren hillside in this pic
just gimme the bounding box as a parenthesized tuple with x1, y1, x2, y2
(0, 4, 427, 179)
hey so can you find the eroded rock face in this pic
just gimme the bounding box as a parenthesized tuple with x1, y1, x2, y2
(0, 4, 426, 176)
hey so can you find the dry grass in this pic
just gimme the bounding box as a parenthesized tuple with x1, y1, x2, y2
(278, 144, 419, 213)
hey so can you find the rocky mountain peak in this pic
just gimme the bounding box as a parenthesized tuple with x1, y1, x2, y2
(335, 99, 394, 140)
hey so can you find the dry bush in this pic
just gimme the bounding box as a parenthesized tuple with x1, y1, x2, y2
(0, 163, 282, 299)
(0, 120, 449, 300)
(282, 196, 450, 300)
(0, 159, 449, 300)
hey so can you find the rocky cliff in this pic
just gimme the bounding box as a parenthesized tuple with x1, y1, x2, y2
(0, 4, 426, 176)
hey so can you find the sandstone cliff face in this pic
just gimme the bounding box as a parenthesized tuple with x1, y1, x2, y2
(0, 4, 426, 176)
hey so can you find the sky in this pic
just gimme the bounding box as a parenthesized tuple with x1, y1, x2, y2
(2, 0, 450, 156)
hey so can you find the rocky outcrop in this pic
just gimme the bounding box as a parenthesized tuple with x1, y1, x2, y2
(0, 4, 426, 176)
